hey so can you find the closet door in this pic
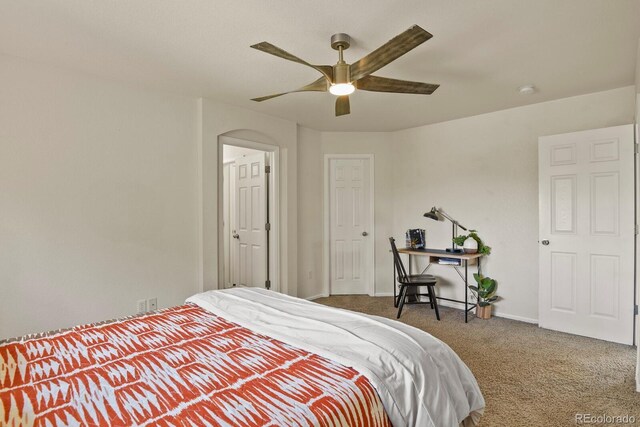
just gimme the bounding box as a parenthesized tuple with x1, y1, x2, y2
(329, 157, 373, 295)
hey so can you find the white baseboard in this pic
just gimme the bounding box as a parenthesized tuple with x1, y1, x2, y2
(374, 292, 394, 297)
(492, 311, 538, 324)
(305, 293, 329, 301)
(432, 300, 538, 324)
(410, 298, 539, 324)
(434, 299, 466, 310)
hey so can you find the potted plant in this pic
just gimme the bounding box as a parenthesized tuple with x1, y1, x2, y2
(469, 273, 498, 319)
(452, 230, 491, 255)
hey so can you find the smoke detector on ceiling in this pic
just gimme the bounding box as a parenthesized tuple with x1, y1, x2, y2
(518, 85, 536, 95)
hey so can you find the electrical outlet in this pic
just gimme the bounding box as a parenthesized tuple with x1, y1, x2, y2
(147, 298, 158, 311)
(136, 299, 147, 314)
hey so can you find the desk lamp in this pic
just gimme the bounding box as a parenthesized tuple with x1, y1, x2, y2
(423, 207, 468, 253)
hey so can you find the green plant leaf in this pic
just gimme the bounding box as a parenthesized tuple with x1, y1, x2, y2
(468, 285, 479, 293)
(452, 235, 467, 246)
(473, 273, 483, 284)
(483, 281, 496, 294)
(479, 245, 492, 255)
(478, 301, 491, 307)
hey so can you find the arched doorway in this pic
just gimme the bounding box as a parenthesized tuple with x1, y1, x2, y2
(217, 132, 280, 292)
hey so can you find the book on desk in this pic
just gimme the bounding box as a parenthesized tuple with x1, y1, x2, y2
(437, 257, 462, 266)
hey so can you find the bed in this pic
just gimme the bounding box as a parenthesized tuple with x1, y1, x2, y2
(0, 287, 484, 426)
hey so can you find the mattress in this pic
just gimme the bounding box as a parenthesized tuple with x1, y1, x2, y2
(1, 287, 484, 426)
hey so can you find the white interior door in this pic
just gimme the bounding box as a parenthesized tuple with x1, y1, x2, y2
(329, 157, 373, 295)
(539, 125, 635, 344)
(235, 153, 267, 288)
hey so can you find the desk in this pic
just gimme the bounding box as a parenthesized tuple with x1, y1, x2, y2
(395, 248, 483, 323)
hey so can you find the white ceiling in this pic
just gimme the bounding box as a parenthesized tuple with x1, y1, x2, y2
(1, 0, 639, 131)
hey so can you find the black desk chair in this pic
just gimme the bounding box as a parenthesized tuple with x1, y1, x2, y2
(389, 237, 440, 320)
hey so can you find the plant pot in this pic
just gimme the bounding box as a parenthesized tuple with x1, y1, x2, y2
(476, 304, 492, 319)
(463, 237, 478, 254)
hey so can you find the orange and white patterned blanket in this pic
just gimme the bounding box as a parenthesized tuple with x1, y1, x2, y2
(0, 304, 391, 426)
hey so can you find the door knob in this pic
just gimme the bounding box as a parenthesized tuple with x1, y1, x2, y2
(233, 233, 240, 239)
(541, 240, 550, 246)
(362, 231, 368, 236)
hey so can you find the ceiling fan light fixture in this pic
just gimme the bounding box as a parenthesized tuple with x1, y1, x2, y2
(250, 25, 438, 116)
(329, 83, 355, 96)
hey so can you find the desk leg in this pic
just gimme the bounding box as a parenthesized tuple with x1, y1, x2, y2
(465, 260, 468, 323)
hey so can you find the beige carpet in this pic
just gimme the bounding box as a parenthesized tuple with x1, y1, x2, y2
(315, 296, 639, 426)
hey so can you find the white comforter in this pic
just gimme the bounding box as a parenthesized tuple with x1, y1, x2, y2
(186, 287, 484, 427)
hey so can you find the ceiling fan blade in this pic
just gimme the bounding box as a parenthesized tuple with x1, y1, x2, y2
(355, 75, 439, 94)
(251, 42, 333, 82)
(335, 95, 350, 116)
(251, 77, 328, 102)
(350, 25, 432, 82)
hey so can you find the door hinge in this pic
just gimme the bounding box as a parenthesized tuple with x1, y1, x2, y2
(265, 222, 271, 231)
(635, 224, 639, 235)
(635, 144, 639, 155)
(635, 304, 639, 316)
(265, 280, 271, 290)
(265, 165, 271, 174)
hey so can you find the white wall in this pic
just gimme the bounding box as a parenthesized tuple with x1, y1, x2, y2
(298, 86, 636, 322)
(0, 54, 200, 339)
(199, 100, 298, 296)
(297, 126, 323, 298)
(0, 55, 302, 339)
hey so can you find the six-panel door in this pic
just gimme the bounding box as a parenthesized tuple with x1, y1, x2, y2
(235, 152, 267, 288)
(329, 158, 373, 295)
(539, 125, 634, 344)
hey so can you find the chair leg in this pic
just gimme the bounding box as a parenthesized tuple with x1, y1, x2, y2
(427, 286, 435, 309)
(429, 285, 440, 321)
(397, 285, 409, 319)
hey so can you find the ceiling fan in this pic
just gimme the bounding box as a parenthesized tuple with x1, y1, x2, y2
(250, 25, 439, 117)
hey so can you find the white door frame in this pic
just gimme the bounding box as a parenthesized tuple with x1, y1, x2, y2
(635, 115, 640, 391)
(323, 154, 375, 296)
(218, 136, 280, 292)
(222, 162, 232, 288)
